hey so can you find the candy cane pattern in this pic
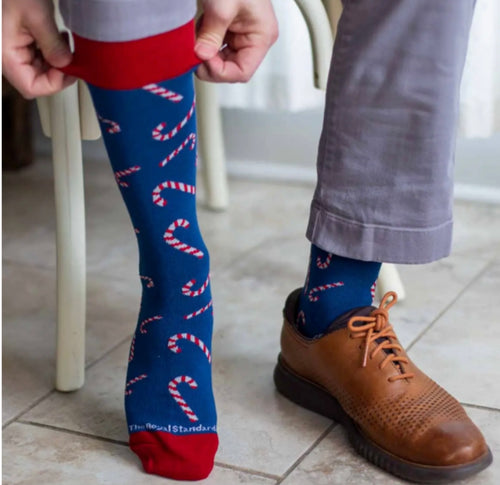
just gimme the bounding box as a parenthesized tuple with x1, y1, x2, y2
(142, 84, 183, 103)
(168, 376, 199, 422)
(115, 165, 141, 187)
(152, 100, 195, 141)
(316, 253, 333, 269)
(184, 300, 213, 320)
(370, 282, 377, 301)
(140, 275, 155, 288)
(125, 373, 147, 396)
(163, 219, 204, 259)
(159, 133, 196, 167)
(98, 115, 121, 134)
(167, 333, 212, 363)
(152, 181, 196, 207)
(182, 274, 210, 297)
(128, 335, 136, 362)
(308, 282, 344, 302)
(139, 315, 163, 334)
(134, 228, 140, 234)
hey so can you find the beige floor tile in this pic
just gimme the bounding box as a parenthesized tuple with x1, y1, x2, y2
(452, 201, 500, 260)
(388, 256, 489, 346)
(2, 423, 276, 485)
(2, 261, 140, 425)
(210, 272, 331, 474)
(22, 342, 130, 442)
(408, 262, 500, 409)
(280, 406, 499, 485)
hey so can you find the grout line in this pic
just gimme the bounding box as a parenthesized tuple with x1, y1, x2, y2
(213, 462, 280, 481)
(3, 258, 55, 273)
(16, 420, 128, 447)
(3, 334, 133, 429)
(461, 402, 500, 413)
(405, 259, 492, 352)
(84, 333, 134, 372)
(275, 423, 336, 484)
(2, 389, 56, 430)
(212, 235, 286, 274)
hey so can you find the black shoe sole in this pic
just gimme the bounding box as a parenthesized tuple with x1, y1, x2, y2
(273, 354, 493, 484)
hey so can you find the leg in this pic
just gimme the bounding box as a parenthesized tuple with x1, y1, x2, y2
(50, 82, 86, 392)
(308, 0, 476, 264)
(59, 1, 218, 480)
(277, 1, 492, 482)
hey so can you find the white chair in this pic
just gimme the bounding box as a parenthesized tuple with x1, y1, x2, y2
(37, 0, 403, 392)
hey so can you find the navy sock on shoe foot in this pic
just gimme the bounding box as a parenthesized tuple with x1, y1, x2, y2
(298, 245, 381, 338)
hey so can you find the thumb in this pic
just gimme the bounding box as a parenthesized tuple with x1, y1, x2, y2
(195, 8, 232, 60)
(30, 16, 72, 68)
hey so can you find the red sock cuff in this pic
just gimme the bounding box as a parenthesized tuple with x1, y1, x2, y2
(60, 20, 201, 90)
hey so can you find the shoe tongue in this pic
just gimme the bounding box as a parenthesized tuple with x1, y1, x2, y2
(324, 306, 375, 335)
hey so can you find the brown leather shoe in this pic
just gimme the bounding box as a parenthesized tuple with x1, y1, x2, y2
(274, 289, 492, 483)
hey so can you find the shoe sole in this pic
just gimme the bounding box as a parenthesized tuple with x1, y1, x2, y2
(274, 354, 493, 484)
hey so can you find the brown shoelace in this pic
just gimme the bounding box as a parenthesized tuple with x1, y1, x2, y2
(347, 291, 415, 382)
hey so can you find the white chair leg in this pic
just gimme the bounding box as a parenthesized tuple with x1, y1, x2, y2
(49, 83, 86, 391)
(294, 0, 334, 90)
(195, 78, 229, 211)
(377, 263, 406, 301)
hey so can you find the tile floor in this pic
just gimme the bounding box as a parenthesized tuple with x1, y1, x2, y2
(3, 157, 500, 484)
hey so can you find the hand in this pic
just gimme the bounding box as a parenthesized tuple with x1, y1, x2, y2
(195, 0, 278, 83)
(2, 0, 76, 99)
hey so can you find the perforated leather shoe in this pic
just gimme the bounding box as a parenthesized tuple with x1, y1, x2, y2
(274, 289, 492, 483)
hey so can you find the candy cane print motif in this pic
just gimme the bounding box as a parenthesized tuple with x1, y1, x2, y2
(308, 282, 344, 302)
(152, 99, 195, 141)
(140, 275, 155, 288)
(139, 315, 163, 334)
(128, 335, 136, 362)
(115, 165, 141, 187)
(152, 181, 196, 207)
(163, 219, 204, 259)
(370, 281, 377, 302)
(125, 374, 147, 396)
(168, 376, 199, 422)
(184, 300, 213, 320)
(159, 133, 196, 167)
(316, 253, 333, 269)
(142, 83, 183, 102)
(182, 274, 210, 297)
(98, 114, 121, 134)
(167, 333, 212, 363)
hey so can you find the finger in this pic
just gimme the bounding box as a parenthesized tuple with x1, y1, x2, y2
(27, 12, 72, 68)
(196, 44, 265, 83)
(4, 61, 75, 99)
(194, 6, 235, 60)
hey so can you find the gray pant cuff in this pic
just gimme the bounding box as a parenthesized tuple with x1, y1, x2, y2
(306, 202, 453, 264)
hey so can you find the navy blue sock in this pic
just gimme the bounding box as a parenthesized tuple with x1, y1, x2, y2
(87, 70, 217, 479)
(298, 245, 381, 338)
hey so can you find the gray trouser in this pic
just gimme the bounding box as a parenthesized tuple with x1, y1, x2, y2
(308, 0, 476, 264)
(60, 0, 475, 264)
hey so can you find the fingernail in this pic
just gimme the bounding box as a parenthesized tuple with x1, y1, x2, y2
(195, 42, 215, 59)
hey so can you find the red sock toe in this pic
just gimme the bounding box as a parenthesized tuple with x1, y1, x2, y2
(130, 431, 218, 481)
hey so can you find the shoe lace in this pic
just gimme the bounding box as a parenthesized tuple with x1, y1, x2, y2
(347, 291, 415, 382)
